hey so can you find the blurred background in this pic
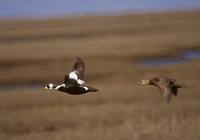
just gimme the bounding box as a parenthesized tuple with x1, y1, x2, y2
(0, 1, 200, 140)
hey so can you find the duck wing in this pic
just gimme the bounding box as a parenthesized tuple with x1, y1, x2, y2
(64, 57, 85, 85)
(159, 86, 173, 103)
(71, 57, 85, 81)
(158, 79, 177, 102)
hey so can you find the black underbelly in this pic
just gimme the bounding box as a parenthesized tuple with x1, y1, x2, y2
(58, 86, 87, 95)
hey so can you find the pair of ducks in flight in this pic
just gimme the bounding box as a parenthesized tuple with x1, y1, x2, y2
(45, 57, 186, 103)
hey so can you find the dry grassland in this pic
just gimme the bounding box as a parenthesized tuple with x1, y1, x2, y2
(0, 10, 200, 140)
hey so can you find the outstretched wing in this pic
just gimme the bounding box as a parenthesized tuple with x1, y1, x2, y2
(159, 86, 173, 103)
(72, 57, 85, 80)
(64, 57, 85, 85)
(158, 79, 177, 102)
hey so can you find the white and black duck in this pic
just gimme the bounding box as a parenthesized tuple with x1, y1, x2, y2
(45, 57, 98, 95)
(138, 76, 186, 103)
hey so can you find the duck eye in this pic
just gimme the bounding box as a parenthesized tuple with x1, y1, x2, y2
(49, 84, 53, 87)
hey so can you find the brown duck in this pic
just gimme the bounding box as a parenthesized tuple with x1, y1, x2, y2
(138, 76, 186, 102)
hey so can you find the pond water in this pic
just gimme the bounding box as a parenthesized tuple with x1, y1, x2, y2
(138, 50, 200, 67)
(0, 50, 200, 91)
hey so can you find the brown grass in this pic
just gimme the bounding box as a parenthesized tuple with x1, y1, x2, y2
(0, 10, 200, 140)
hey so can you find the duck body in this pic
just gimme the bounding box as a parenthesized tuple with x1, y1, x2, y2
(138, 76, 186, 102)
(57, 85, 98, 95)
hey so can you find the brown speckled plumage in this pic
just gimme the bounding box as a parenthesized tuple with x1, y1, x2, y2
(138, 76, 186, 103)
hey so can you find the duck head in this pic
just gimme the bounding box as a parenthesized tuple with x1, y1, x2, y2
(138, 79, 150, 85)
(138, 77, 160, 86)
(45, 83, 57, 90)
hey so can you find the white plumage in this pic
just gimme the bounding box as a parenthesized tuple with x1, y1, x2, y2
(69, 71, 85, 85)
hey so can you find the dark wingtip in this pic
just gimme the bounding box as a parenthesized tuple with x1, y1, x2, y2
(75, 57, 85, 66)
(76, 57, 83, 62)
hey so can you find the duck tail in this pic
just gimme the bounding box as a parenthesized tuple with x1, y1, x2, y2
(88, 86, 99, 92)
(176, 83, 187, 88)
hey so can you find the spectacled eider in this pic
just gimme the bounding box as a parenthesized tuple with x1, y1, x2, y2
(45, 57, 98, 95)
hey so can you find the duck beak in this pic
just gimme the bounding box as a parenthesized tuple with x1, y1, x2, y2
(45, 86, 48, 89)
(138, 80, 150, 85)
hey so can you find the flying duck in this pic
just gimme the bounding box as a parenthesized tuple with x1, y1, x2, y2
(138, 76, 186, 102)
(45, 57, 98, 95)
